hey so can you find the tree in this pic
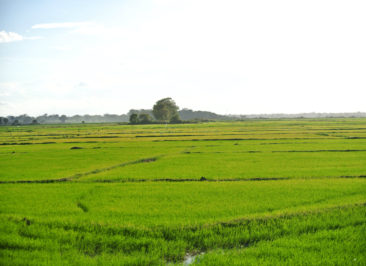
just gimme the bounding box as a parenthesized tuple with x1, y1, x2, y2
(152, 98, 179, 122)
(3, 118, 8, 125)
(138, 113, 152, 124)
(129, 113, 139, 124)
(60, 115, 67, 123)
(170, 113, 181, 123)
(14, 114, 32, 124)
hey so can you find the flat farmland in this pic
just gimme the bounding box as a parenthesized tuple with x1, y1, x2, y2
(0, 119, 365, 265)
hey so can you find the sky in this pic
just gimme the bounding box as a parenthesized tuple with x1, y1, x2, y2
(1, 0, 366, 116)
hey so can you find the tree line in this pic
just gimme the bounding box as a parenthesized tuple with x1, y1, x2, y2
(0, 113, 129, 125)
(0, 97, 227, 126)
(3, 96, 362, 126)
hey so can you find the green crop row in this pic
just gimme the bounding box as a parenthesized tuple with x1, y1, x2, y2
(1, 200, 364, 265)
(1, 119, 366, 265)
(1, 179, 365, 226)
(1, 119, 366, 182)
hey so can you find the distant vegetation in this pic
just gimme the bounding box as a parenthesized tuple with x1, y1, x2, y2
(130, 98, 181, 124)
(0, 97, 231, 125)
(0, 113, 129, 125)
(1, 97, 366, 125)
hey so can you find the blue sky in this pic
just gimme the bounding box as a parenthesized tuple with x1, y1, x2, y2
(1, 0, 366, 116)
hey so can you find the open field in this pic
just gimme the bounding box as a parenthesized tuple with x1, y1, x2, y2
(1, 119, 366, 182)
(1, 119, 366, 265)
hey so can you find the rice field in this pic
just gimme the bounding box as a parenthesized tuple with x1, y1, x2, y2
(0, 119, 365, 265)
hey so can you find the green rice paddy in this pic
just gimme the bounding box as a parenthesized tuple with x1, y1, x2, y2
(0, 119, 365, 265)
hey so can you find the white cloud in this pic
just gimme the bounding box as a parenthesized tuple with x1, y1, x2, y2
(31, 21, 111, 38)
(0, 31, 23, 43)
(0, 31, 42, 43)
(32, 22, 93, 29)
(31, 21, 124, 37)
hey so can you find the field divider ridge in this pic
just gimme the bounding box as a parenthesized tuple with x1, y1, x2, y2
(0, 155, 163, 184)
(89, 175, 366, 183)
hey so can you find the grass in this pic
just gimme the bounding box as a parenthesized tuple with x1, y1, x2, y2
(1, 119, 366, 182)
(1, 179, 365, 226)
(1, 198, 365, 265)
(196, 215, 366, 266)
(0, 118, 366, 264)
(84, 149, 366, 181)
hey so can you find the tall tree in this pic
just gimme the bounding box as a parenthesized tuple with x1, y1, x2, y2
(138, 113, 152, 124)
(129, 113, 139, 124)
(152, 98, 179, 122)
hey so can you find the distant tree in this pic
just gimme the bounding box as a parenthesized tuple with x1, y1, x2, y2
(47, 114, 60, 123)
(0, 117, 3, 125)
(127, 109, 154, 117)
(152, 98, 179, 122)
(138, 113, 152, 124)
(60, 115, 67, 123)
(3, 118, 8, 125)
(32, 119, 38, 125)
(129, 113, 139, 124)
(12, 119, 19, 126)
(170, 113, 181, 123)
(16, 114, 32, 124)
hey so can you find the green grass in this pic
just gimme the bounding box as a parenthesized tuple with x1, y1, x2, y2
(0, 179, 365, 265)
(1, 119, 366, 182)
(84, 148, 366, 181)
(1, 119, 366, 265)
(1, 179, 365, 226)
(1, 199, 365, 265)
(196, 215, 366, 266)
